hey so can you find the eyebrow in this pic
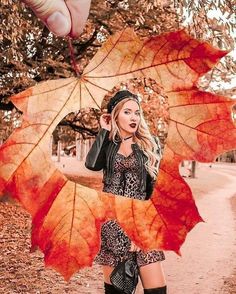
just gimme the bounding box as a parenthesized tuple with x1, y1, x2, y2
(124, 108, 140, 112)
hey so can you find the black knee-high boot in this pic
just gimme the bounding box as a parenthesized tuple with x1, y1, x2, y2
(144, 285, 167, 294)
(104, 282, 122, 294)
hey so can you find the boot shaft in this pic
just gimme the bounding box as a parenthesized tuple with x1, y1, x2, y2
(144, 285, 167, 294)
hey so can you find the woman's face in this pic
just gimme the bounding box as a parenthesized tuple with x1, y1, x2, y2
(116, 99, 141, 137)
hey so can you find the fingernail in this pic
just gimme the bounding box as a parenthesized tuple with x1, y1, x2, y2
(46, 11, 70, 37)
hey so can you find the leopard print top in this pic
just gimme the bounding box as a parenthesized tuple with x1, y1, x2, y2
(102, 151, 146, 199)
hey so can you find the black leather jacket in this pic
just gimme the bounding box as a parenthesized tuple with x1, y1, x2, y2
(85, 128, 161, 200)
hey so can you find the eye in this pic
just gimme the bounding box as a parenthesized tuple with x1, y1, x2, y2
(135, 112, 140, 116)
(124, 110, 130, 114)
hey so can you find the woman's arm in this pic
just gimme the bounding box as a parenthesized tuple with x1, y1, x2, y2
(85, 128, 110, 171)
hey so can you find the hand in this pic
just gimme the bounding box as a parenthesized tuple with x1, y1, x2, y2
(129, 241, 141, 252)
(21, 0, 91, 38)
(100, 114, 111, 131)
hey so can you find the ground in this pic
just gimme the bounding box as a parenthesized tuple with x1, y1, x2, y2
(0, 161, 235, 294)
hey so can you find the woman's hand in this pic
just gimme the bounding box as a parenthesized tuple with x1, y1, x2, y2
(100, 114, 111, 131)
(129, 241, 141, 252)
(21, 0, 91, 38)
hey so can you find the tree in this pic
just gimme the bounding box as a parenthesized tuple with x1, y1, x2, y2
(0, 0, 235, 140)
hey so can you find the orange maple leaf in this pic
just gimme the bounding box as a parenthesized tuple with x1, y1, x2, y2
(0, 29, 235, 280)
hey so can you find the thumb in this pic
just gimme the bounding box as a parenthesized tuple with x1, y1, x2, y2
(66, 0, 91, 38)
(22, 0, 71, 36)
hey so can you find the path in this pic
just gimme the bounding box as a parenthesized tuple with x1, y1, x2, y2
(163, 163, 236, 294)
(0, 162, 235, 293)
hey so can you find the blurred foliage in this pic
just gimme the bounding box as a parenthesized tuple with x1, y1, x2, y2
(0, 0, 235, 142)
(174, 0, 236, 94)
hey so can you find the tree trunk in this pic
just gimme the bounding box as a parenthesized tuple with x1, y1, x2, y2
(191, 161, 196, 178)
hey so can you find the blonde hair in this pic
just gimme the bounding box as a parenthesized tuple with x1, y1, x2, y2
(108, 97, 161, 179)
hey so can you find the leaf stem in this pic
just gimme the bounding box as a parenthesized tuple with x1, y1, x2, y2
(68, 37, 80, 77)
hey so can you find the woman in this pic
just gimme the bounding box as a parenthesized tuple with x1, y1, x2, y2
(85, 90, 167, 294)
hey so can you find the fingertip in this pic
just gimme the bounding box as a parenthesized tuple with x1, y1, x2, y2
(68, 29, 83, 39)
(46, 11, 71, 37)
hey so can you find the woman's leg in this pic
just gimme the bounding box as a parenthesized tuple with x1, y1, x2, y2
(102, 265, 114, 284)
(139, 261, 167, 293)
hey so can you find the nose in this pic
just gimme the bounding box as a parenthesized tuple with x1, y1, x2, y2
(130, 113, 137, 121)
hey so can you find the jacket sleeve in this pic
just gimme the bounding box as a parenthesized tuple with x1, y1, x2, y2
(85, 128, 110, 171)
(145, 172, 155, 200)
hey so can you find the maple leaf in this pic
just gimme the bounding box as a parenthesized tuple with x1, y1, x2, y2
(0, 29, 235, 280)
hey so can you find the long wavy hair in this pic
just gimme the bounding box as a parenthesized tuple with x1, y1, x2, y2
(108, 97, 161, 178)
